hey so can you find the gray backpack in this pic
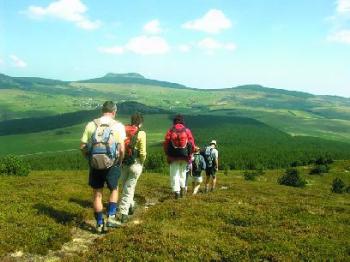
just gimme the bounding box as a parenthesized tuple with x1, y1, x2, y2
(89, 119, 119, 170)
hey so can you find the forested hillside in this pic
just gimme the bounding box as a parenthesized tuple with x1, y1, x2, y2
(1, 72, 350, 143)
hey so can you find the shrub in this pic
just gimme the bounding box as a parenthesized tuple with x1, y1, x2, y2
(243, 167, 265, 181)
(0, 155, 31, 176)
(309, 165, 330, 175)
(244, 171, 257, 181)
(144, 153, 167, 173)
(346, 186, 350, 194)
(315, 156, 333, 165)
(290, 160, 303, 167)
(278, 168, 306, 188)
(331, 178, 346, 193)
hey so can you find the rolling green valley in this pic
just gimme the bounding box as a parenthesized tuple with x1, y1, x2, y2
(1, 73, 349, 261)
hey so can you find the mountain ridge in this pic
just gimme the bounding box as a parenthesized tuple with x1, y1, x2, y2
(1, 72, 349, 99)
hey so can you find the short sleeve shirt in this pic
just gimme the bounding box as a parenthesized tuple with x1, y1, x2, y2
(212, 148, 219, 159)
(81, 116, 126, 144)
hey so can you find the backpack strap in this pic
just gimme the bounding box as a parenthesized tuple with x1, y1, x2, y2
(128, 126, 139, 148)
(93, 118, 100, 128)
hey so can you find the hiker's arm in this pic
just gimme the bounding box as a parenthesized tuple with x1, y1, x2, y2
(215, 151, 219, 171)
(80, 143, 88, 157)
(163, 130, 171, 153)
(80, 123, 92, 158)
(138, 131, 147, 164)
(202, 156, 206, 170)
(118, 142, 125, 165)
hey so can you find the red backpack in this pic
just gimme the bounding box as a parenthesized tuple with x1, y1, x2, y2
(167, 126, 192, 157)
(123, 125, 139, 165)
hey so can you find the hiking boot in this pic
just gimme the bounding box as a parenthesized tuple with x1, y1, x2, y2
(180, 187, 186, 198)
(106, 215, 122, 228)
(174, 192, 180, 199)
(95, 223, 104, 234)
(128, 205, 135, 216)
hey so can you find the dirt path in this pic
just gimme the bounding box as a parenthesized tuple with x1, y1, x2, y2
(5, 197, 160, 262)
(5, 188, 228, 261)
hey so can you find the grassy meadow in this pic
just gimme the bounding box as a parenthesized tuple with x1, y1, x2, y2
(1, 74, 350, 260)
(1, 161, 350, 260)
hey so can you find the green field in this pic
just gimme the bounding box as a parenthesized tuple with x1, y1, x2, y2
(1, 161, 350, 260)
(2, 113, 350, 171)
(1, 73, 350, 144)
(0, 114, 169, 156)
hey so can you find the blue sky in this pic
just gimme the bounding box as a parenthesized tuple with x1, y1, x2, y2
(0, 0, 350, 97)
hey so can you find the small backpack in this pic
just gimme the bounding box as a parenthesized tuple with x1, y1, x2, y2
(123, 125, 140, 166)
(167, 126, 192, 157)
(204, 146, 215, 168)
(89, 119, 119, 170)
(192, 153, 203, 172)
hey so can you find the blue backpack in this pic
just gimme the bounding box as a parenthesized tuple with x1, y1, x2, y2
(89, 119, 119, 170)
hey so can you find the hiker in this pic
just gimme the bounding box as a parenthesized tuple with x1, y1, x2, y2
(191, 146, 206, 195)
(80, 101, 126, 233)
(163, 114, 195, 199)
(117, 113, 146, 225)
(204, 140, 219, 192)
(184, 162, 192, 193)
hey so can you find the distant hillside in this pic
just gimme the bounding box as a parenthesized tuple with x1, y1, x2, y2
(0, 101, 169, 136)
(233, 85, 314, 99)
(78, 73, 189, 89)
(0, 73, 67, 89)
(1, 72, 350, 143)
(0, 73, 20, 89)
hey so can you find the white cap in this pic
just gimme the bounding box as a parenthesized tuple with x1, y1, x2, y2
(210, 140, 217, 145)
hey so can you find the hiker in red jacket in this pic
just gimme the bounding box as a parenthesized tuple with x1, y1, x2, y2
(163, 115, 195, 199)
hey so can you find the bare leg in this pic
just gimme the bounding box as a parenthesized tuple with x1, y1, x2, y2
(109, 188, 118, 203)
(93, 188, 103, 212)
(193, 182, 201, 195)
(205, 176, 210, 193)
(212, 176, 217, 191)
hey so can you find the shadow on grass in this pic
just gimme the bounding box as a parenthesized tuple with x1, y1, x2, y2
(33, 203, 84, 225)
(33, 203, 97, 233)
(134, 194, 147, 205)
(69, 197, 92, 208)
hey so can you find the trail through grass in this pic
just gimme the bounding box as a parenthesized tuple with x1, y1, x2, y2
(1, 161, 350, 261)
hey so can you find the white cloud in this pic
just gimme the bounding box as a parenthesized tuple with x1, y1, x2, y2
(182, 9, 232, 34)
(198, 38, 222, 49)
(198, 38, 236, 53)
(126, 36, 170, 55)
(178, 44, 191, 53)
(327, 1, 350, 44)
(144, 19, 162, 34)
(10, 55, 27, 68)
(98, 35, 170, 56)
(337, 0, 350, 14)
(25, 0, 101, 30)
(328, 29, 350, 43)
(98, 46, 124, 55)
(225, 43, 237, 50)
